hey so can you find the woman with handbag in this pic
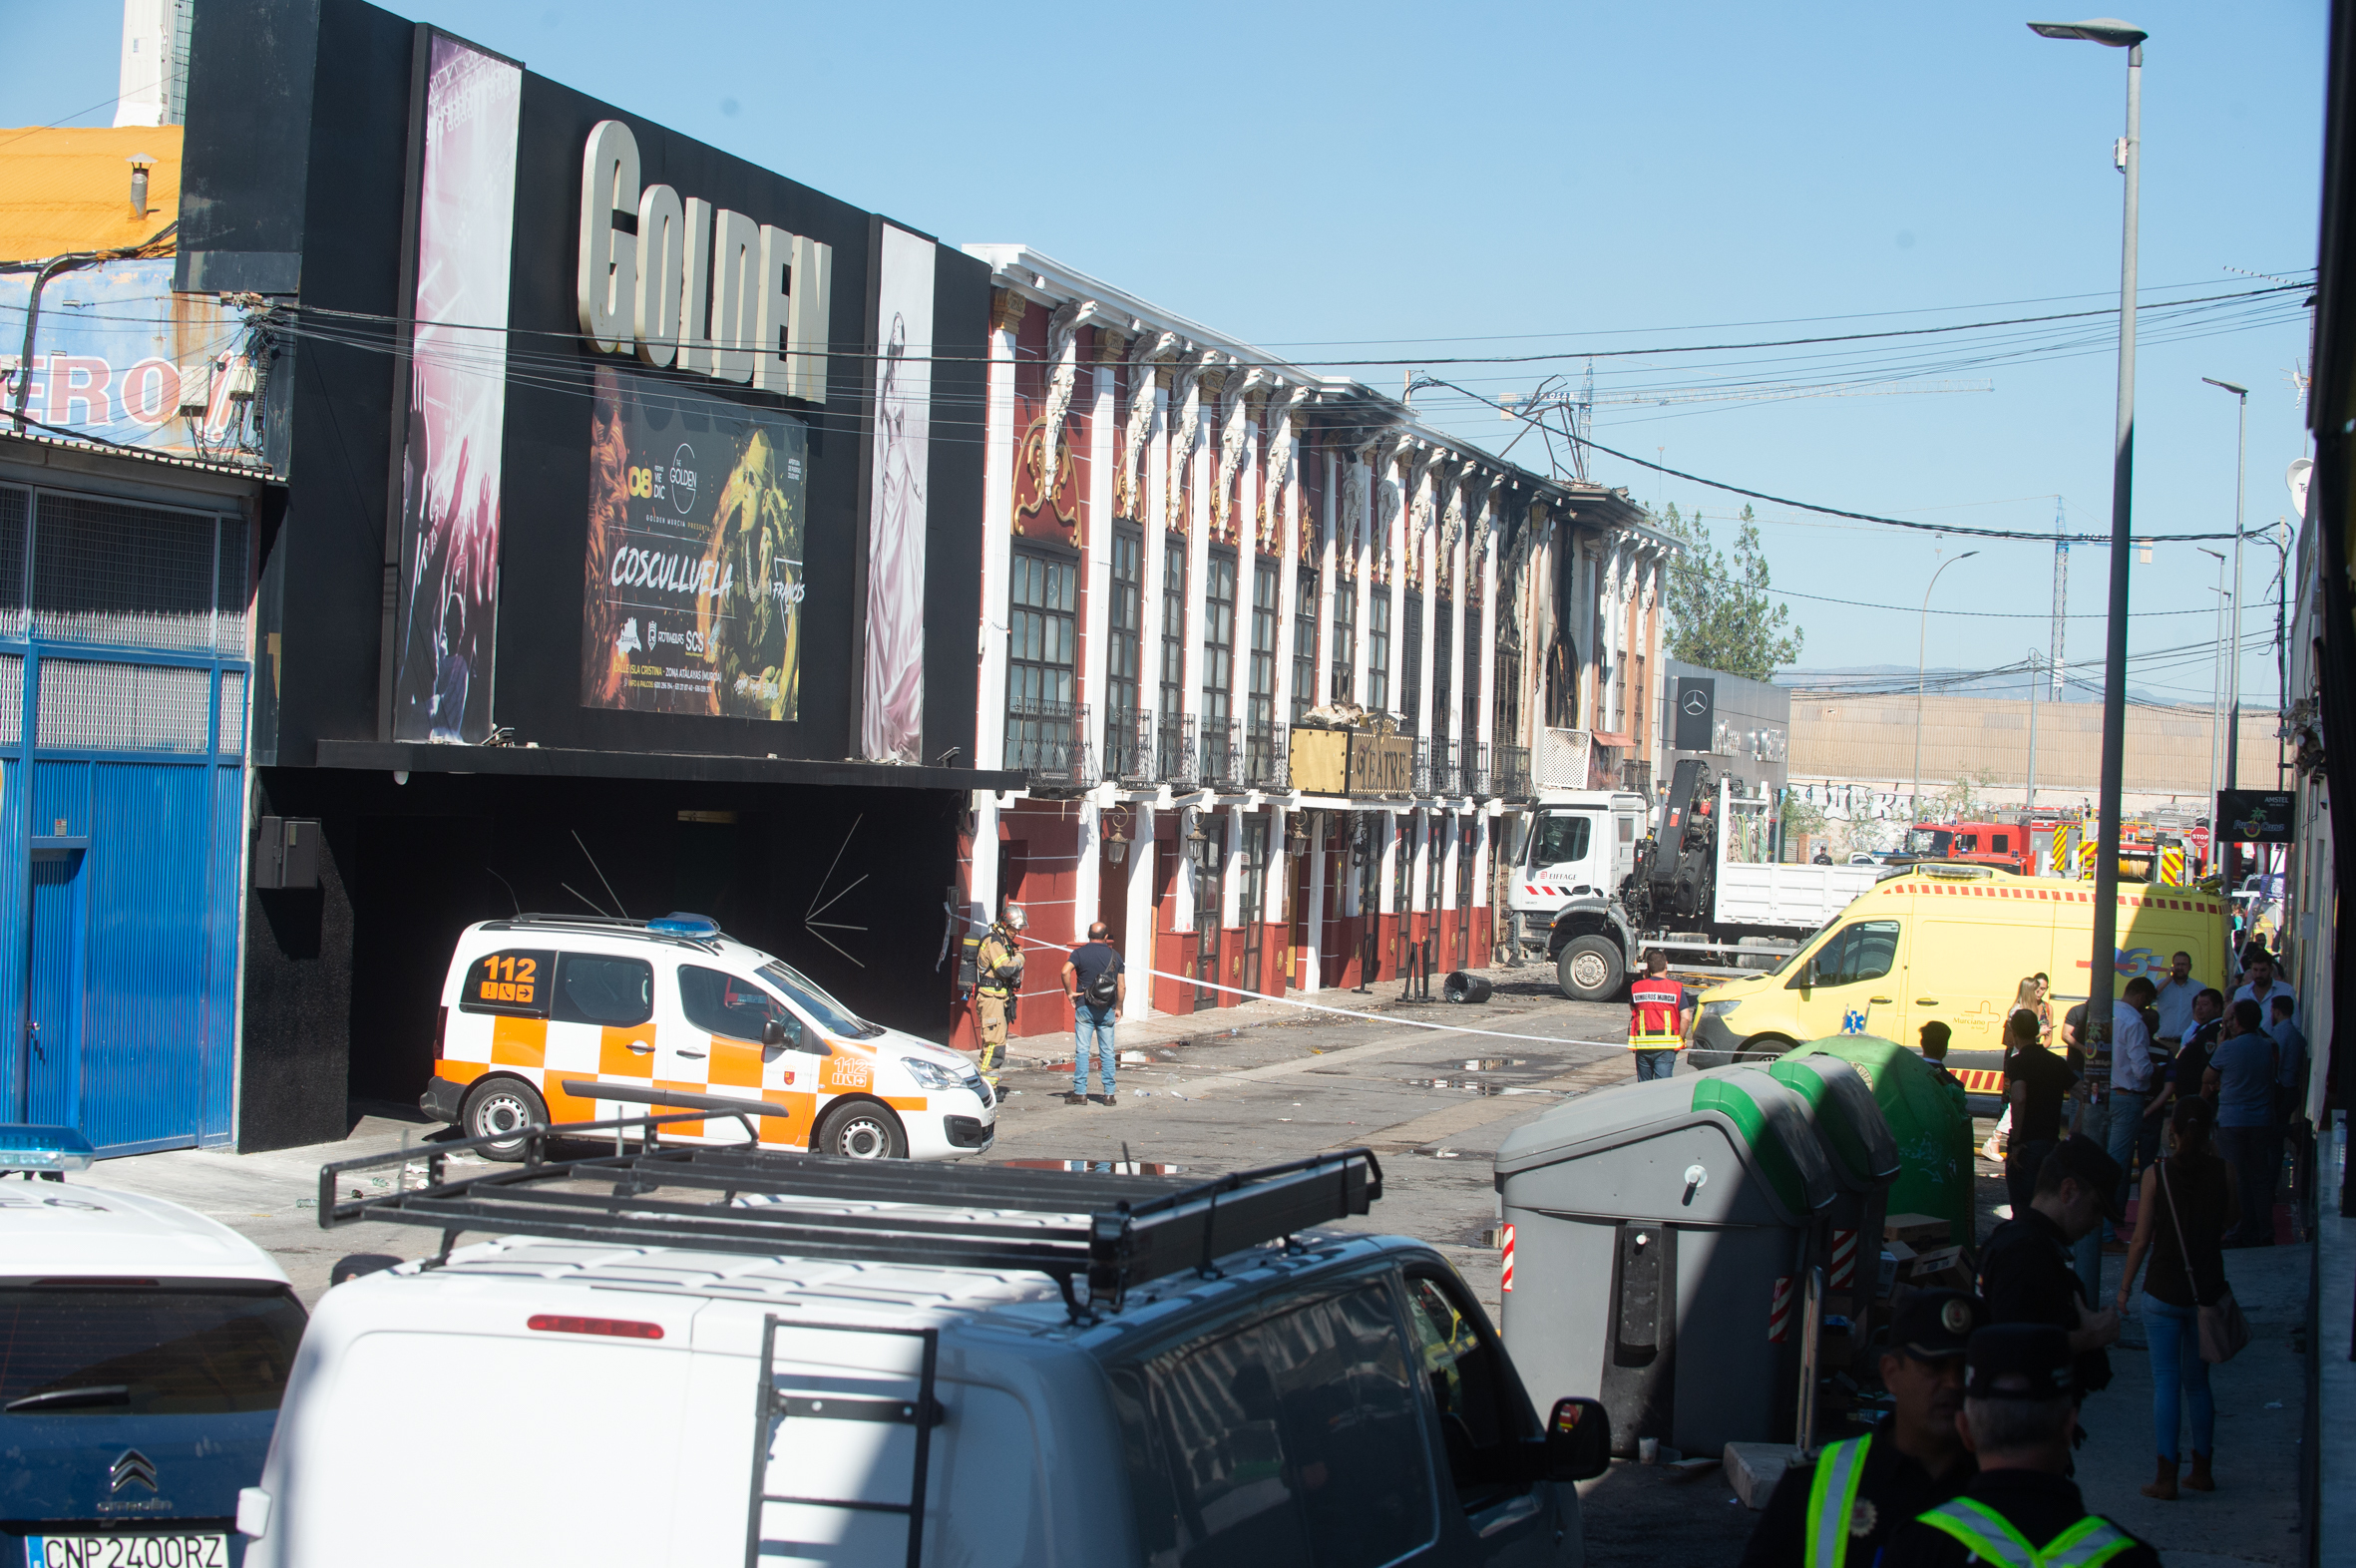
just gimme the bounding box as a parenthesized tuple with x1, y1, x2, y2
(2114, 1095, 2240, 1499)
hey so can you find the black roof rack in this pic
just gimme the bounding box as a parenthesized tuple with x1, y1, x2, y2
(319, 1115, 1382, 1321)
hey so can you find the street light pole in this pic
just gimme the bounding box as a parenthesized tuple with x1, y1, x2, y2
(2204, 377, 2249, 791)
(1912, 551, 1980, 818)
(2197, 547, 2225, 805)
(2031, 15, 2147, 1058)
(2026, 648, 2042, 812)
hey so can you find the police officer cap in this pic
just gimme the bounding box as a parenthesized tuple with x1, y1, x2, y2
(1889, 1289, 1981, 1360)
(1964, 1323, 2075, 1400)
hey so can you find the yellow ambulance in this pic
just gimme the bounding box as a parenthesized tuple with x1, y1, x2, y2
(1687, 863, 2231, 1096)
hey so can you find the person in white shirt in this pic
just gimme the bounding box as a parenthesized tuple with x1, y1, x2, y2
(2151, 951, 2200, 1046)
(2230, 951, 2295, 1017)
(2101, 978, 2160, 1251)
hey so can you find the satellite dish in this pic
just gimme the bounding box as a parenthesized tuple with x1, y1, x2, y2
(2286, 458, 2312, 521)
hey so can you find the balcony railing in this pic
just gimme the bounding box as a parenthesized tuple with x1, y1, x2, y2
(1105, 706, 1154, 783)
(1460, 740, 1489, 797)
(1198, 719, 1243, 790)
(1156, 711, 1198, 787)
(1243, 721, 1290, 789)
(1427, 738, 1461, 797)
(1492, 743, 1533, 800)
(1003, 698, 1094, 793)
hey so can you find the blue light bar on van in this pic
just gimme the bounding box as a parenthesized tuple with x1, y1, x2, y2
(0, 1124, 97, 1173)
(646, 913, 721, 938)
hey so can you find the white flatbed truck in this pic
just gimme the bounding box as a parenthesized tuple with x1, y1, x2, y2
(1506, 759, 1882, 1001)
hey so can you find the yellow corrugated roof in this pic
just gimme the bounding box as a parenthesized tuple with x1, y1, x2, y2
(0, 126, 183, 263)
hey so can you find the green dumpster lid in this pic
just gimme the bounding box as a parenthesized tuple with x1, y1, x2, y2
(1785, 1035, 1976, 1249)
(1755, 1056, 1902, 1188)
(1688, 1071, 1838, 1220)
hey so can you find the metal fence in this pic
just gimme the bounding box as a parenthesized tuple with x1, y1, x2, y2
(1157, 712, 1198, 787)
(1492, 743, 1533, 800)
(1004, 698, 1094, 792)
(1199, 719, 1243, 789)
(1243, 721, 1289, 789)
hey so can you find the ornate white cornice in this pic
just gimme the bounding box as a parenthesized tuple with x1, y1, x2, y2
(1259, 382, 1311, 527)
(1040, 299, 1101, 496)
(1215, 364, 1269, 526)
(1168, 348, 1218, 528)
(1119, 329, 1177, 516)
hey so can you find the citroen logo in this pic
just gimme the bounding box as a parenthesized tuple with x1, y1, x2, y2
(109, 1449, 158, 1494)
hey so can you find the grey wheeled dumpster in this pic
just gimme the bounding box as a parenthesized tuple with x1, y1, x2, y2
(1748, 1054, 1900, 1312)
(1496, 1067, 1836, 1460)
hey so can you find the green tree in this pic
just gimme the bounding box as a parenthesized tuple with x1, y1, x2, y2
(1657, 503, 1804, 679)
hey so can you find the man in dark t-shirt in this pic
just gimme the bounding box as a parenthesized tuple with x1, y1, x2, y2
(1977, 1136, 2122, 1404)
(1061, 923, 1125, 1104)
(2001, 1008, 2078, 1221)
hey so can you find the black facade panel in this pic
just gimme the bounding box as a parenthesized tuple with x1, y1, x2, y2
(238, 770, 357, 1153)
(174, 0, 322, 276)
(923, 247, 989, 767)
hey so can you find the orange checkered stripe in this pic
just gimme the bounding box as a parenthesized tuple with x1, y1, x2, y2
(436, 1019, 926, 1145)
(1877, 883, 2224, 914)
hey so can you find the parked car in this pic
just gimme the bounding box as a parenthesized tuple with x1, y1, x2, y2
(2, 1124, 304, 1567)
(237, 1138, 1612, 1568)
(421, 912, 994, 1162)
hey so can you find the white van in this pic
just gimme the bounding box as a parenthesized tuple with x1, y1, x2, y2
(418, 913, 993, 1162)
(238, 1141, 1610, 1568)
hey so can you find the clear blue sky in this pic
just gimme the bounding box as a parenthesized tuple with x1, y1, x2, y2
(3, 1, 2324, 712)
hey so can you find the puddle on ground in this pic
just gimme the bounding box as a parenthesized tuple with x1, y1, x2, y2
(1402, 1076, 1553, 1095)
(999, 1158, 1185, 1175)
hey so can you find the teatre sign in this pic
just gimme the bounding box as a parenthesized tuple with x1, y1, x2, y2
(576, 119, 831, 403)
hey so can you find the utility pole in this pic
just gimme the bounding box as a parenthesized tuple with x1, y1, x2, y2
(2050, 499, 2070, 700)
(2026, 649, 2041, 812)
(2204, 377, 2249, 791)
(2198, 548, 2225, 802)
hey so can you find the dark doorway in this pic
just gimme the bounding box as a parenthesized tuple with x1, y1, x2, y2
(1237, 816, 1268, 999)
(347, 816, 497, 1104)
(1189, 816, 1224, 1010)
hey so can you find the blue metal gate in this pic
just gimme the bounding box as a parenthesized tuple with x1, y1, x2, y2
(0, 482, 249, 1153)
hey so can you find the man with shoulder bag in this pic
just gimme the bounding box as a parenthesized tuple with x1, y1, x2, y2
(1062, 923, 1124, 1105)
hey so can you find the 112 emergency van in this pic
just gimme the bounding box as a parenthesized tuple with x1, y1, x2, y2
(1687, 863, 2231, 1093)
(2, 1124, 305, 1568)
(419, 914, 995, 1161)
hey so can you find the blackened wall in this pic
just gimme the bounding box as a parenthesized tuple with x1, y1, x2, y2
(237, 768, 966, 1150)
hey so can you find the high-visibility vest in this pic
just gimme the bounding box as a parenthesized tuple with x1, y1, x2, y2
(1802, 1435, 1872, 1568)
(1629, 977, 1686, 1049)
(1915, 1497, 2138, 1568)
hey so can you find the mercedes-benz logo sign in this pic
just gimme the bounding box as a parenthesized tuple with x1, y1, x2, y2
(1682, 690, 1709, 715)
(110, 1449, 159, 1494)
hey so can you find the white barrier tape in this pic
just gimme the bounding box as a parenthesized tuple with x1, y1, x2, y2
(955, 912, 1635, 1051)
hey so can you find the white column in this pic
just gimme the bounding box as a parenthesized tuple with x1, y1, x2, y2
(1384, 452, 1407, 717)
(1079, 333, 1117, 731)
(1352, 448, 1374, 705)
(1273, 410, 1300, 728)
(969, 796, 1000, 940)
(1472, 810, 1492, 965)
(1448, 519, 1469, 762)
(1478, 508, 1498, 754)
(1173, 808, 1197, 935)
(976, 288, 1024, 769)
(1233, 392, 1259, 736)
(1315, 450, 1337, 710)
(1122, 802, 1155, 1019)
(1303, 814, 1325, 995)
(1138, 367, 1170, 728)
(1072, 799, 1099, 946)
(1182, 363, 1213, 731)
(1223, 803, 1245, 932)
(1412, 465, 1437, 743)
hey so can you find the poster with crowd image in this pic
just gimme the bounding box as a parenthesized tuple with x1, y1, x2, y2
(391, 32, 522, 743)
(582, 365, 808, 721)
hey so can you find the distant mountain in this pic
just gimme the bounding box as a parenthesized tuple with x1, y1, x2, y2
(1773, 664, 2184, 707)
